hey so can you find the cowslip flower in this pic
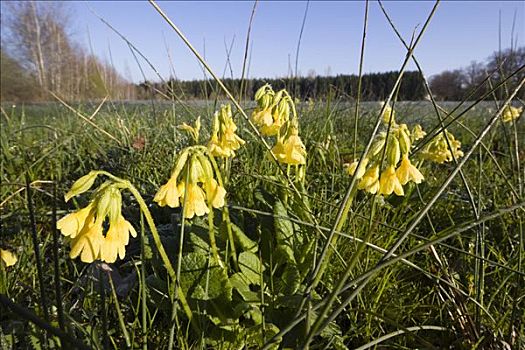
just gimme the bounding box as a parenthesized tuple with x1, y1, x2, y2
(411, 124, 426, 141)
(358, 164, 380, 194)
(100, 215, 137, 263)
(1, 248, 17, 267)
(208, 104, 245, 158)
(379, 165, 404, 196)
(179, 182, 209, 219)
(345, 158, 369, 179)
(272, 128, 307, 165)
(153, 175, 182, 208)
(58, 184, 136, 263)
(154, 148, 227, 219)
(396, 155, 424, 185)
(251, 85, 292, 136)
(502, 105, 522, 123)
(420, 130, 463, 163)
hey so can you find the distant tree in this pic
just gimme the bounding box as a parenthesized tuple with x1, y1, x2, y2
(486, 47, 525, 99)
(0, 49, 39, 101)
(430, 70, 465, 101)
(1, 1, 133, 101)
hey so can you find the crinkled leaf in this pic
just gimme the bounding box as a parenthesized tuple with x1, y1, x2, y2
(180, 252, 232, 301)
(238, 251, 263, 286)
(231, 223, 258, 253)
(277, 264, 301, 295)
(274, 244, 296, 265)
(245, 323, 281, 349)
(188, 232, 210, 254)
(273, 200, 294, 245)
(231, 273, 261, 302)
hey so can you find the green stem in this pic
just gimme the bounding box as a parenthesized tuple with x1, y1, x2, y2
(123, 180, 195, 331)
(139, 214, 148, 350)
(208, 154, 238, 269)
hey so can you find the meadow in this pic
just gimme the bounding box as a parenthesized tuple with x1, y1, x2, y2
(1, 94, 524, 349)
(1, 1, 525, 349)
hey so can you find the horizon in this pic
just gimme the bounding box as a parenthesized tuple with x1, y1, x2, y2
(67, 1, 523, 83)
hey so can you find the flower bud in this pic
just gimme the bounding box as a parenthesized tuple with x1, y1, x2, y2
(171, 149, 190, 180)
(273, 90, 284, 105)
(369, 133, 386, 157)
(107, 187, 122, 225)
(254, 84, 269, 102)
(398, 128, 412, 155)
(197, 153, 214, 185)
(95, 186, 113, 222)
(65, 171, 99, 202)
(387, 136, 401, 166)
(188, 155, 205, 184)
(382, 103, 395, 125)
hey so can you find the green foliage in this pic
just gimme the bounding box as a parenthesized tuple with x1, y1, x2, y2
(1, 99, 524, 349)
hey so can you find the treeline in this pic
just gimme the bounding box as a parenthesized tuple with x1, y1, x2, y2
(429, 47, 525, 101)
(1, 2, 522, 103)
(136, 71, 427, 101)
(1, 2, 133, 102)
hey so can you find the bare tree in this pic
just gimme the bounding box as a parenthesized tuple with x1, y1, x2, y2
(1, 1, 133, 101)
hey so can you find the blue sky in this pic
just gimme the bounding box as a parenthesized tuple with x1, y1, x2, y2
(70, 1, 524, 83)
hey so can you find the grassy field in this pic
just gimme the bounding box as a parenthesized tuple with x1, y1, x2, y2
(1, 94, 524, 349)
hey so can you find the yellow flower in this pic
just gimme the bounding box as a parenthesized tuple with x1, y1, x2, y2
(208, 105, 245, 158)
(252, 108, 283, 136)
(178, 117, 201, 143)
(1, 248, 17, 267)
(420, 130, 463, 163)
(100, 215, 137, 263)
(381, 103, 396, 125)
(379, 165, 404, 196)
(205, 178, 226, 209)
(272, 131, 307, 165)
(180, 182, 209, 219)
(358, 164, 380, 194)
(154, 175, 182, 208)
(57, 203, 94, 238)
(70, 220, 104, 263)
(502, 105, 522, 123)
(396, 155, 424, 185)
(345, 158, 369, 179)
(59, 184, 136, 264)
(411, 124, 426, 141)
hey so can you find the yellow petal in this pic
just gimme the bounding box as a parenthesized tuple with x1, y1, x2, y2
(1, 249, 17, 267)
(206, 179, 226, 209)
(57, 204, 93, 238)
(70, 222, 104, 263)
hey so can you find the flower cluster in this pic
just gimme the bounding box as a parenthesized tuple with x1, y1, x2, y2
(154, 147, 226, 219)
(346, 103, 425, 196)
(502, 105, 523, 123)
(57, 174, 136, 263)
(251, 84, 292, 137)
(208, 104, 245, 158)
(419, 129, 464, 164)
(252, 85, 307, 166)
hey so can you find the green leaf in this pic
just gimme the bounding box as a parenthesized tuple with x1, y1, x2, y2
(238, 251, 263, 286)
(273, 200, 294, 245)
(277, 264, 301, 295)
(231, 223, 258, 253)
(245, 323, 281, 349)
(274, 244, 296, 265)
(230, 273, 261, 302)
(188, 232, 210, 254)
(180, 252, 232, 301)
